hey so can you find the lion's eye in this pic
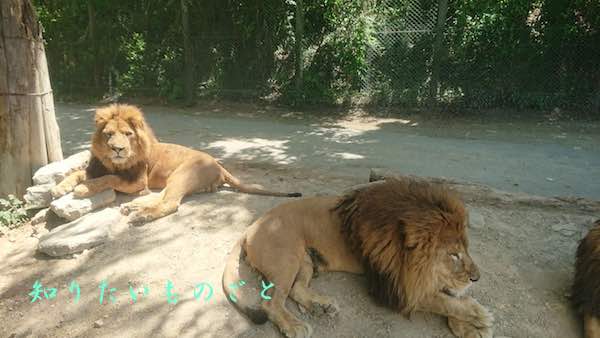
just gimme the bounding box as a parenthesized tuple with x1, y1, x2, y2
(104, 131, 114, 137)
(450, 253, 460, 261)
(124, 131, 133, 137)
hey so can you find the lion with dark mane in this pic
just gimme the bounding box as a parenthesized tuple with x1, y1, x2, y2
(573, 220, 600, 338)
(222, 178, 493, 338)
(51, 104, 300, 224)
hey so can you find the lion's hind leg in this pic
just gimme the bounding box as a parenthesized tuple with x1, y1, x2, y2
(289, 252, 339, 317)
(127, 188, 181, 225)
(120, 192, 162, 216)
(127, 160, 219, 225)
(585, 313, 600, 338)
(258, 254, 312, 338)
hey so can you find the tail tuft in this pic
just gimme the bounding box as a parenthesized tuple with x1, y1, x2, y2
(288, 192, 302, 197)
(244, 307, 269, 324)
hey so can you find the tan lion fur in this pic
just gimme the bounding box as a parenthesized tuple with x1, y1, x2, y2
(573, 220, 600, 338)
(52, 104, 300, 224)
(223, 179, 493, 338)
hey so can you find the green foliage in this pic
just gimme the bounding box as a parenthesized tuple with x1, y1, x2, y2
(443, 0, 600, 109)
(286, 0, 369, 104)
(33, 0, 600, 110)
(0, 195, 29, 229)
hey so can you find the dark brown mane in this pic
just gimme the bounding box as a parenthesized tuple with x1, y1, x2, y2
(334, 178, 467, 314)
(85, 155, 147, 182)
(572, 220, 600, 317)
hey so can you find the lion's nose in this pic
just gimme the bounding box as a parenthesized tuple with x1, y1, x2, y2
(112, 146, 125, 153)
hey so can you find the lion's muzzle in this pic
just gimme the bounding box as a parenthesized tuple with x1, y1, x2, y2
(469, 264, 480, 282)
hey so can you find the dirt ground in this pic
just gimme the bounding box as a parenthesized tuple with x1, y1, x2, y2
(1, 103, 599, 338)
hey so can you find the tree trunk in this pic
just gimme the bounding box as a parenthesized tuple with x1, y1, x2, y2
(294, 0, 304, 94)
(429, 0, 448, 101)
(0, 0, 63, 198)
(87, 0, 99, 88)
(180, 0, 194, 106)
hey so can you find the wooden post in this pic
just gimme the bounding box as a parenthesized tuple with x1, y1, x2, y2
(429, 0, 448, 101)
(180, 0, 194, 106)
(0, 0, 63, 197)
(294, 0, 304, 95)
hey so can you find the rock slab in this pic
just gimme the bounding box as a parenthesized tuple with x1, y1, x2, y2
(37, 207, 121, 257)
(32, 150, 91, 186)
(30, 208, 50, 225)
(469, 208, 486, 229)
(50, 189, 116, 221)
(23, 184, 54, 209)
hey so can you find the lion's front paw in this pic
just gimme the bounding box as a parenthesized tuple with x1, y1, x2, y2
(470, 303, 494, 329)
(449, 317, 494, 338)
(309, 297, 339, 317)
(120, 203, 139, 216)
(138, 188, 151, 196)
(51, 184, 72, 198)
(128, 211, 153, 226)
(73, 184, 93, 198)
(281, 320, 312, 338)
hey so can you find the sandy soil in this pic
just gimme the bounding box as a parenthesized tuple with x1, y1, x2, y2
(1, 103, 599, 338)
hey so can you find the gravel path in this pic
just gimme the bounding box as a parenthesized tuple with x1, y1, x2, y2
(0, 102, 598, 338)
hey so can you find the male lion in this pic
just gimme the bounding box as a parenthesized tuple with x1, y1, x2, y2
(51, 104, 301, 224)
(222, 178, 493, 338)
(573, 220, 600, 338)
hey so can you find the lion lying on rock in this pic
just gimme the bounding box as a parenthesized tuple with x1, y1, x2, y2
(51, 104, 300, 224)
(222, 178, 493, 338)
(573, 220, 600, 338)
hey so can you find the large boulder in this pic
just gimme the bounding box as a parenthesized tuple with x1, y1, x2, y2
(37, 207, 121, 257)
(50, 189, 116, 221)
(30, 208, 50, 226)
(32, 150, 91, 186)
(23, 183, 55, 209)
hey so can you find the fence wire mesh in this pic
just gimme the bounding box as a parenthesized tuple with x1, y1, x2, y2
(38, 0, 599, 111)
(362, 0, 438, 104)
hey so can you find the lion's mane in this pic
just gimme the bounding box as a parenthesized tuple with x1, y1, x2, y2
(334, 178, 468, 315)
(88, 104, 157, 178)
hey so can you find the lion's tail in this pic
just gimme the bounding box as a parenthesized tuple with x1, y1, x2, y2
(220, 166, 301, 198)
(222, 235, 269, 324)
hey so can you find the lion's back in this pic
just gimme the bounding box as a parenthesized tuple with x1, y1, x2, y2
(573, 220, 600, 317)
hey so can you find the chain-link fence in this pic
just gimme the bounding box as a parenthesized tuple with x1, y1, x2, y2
(39, 0, 599, 111)
(362, 0, 439, 105)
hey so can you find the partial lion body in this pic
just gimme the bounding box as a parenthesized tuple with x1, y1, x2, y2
(244, 196, 364, 280)
(573, 220, 600, 338)
(223, 179, 493, 338)
(52, 104, 300, 224)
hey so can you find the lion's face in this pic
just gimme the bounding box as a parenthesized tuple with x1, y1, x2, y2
(99, 119, 137, 164)
(91, 104, 156, 170)
(435, 239, 480, 297)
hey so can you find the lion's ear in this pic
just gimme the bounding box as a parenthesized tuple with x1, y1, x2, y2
(119, 105, 146, 131)
(94, 107, 112, 127)
(127, 115, 146, 131)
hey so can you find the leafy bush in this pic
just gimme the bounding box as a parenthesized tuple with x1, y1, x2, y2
(34, 0, 600, 110)
(0, 195, 29, 229)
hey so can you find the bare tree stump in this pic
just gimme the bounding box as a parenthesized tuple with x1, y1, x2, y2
(0, 0, 63, 197)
